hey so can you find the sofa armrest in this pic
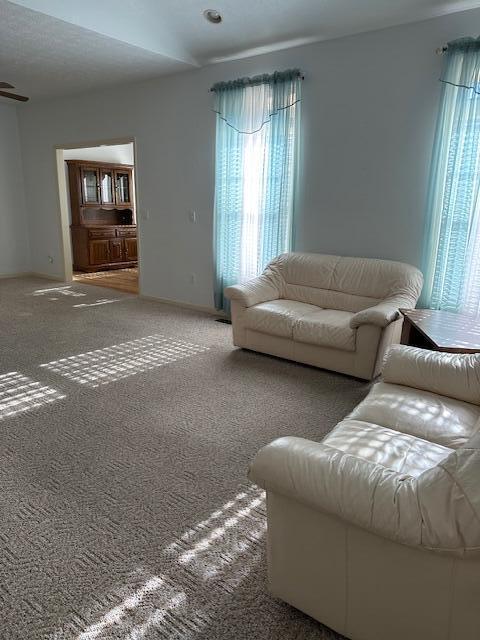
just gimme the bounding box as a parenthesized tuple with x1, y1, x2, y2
(224, 275, 280, 308)
(382, 344, 480, 405)
(249, 436, 422, 547)
(350, 297, 413, 329)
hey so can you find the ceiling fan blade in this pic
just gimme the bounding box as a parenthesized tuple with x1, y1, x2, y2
(0, 82, 14, 89)
(0, 90, 29, 102)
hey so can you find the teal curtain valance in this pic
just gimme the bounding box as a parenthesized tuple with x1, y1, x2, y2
(211, 69, 303, 135)
(440, 37, 480, 94)
(211, 69, 303, 92)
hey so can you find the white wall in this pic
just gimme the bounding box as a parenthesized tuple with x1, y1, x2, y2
(16, 8, 480, 307)
(0, 103, 30, 276)
(63, 143, 134, 164)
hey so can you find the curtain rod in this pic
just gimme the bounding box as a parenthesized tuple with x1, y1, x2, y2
(209, 74, 305, 92)
(436, 46, 448, 55)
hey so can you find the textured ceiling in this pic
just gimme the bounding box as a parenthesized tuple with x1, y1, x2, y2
(0, 0, 191, 100)
(2, 0, 480, 101)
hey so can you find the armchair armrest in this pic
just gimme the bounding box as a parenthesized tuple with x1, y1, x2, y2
(249, 436, 422, 547)
(250, 435, 480, 554)
(350, 296, 414, 329)
(224, 274, 280, 308)
(382, 345, 480, 405)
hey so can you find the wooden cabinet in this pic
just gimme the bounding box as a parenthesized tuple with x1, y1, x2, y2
(89, 239, 110, 265)
(114, 169, 132, 205)
(67, 160, 138, 272)
(109, 238, 124, 262)
(100, 168, 115, 205)
(80, 166, 101, 205)
(124, 237, 138, 261)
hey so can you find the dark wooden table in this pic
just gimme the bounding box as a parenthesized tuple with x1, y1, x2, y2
(400, 309, 480, 354)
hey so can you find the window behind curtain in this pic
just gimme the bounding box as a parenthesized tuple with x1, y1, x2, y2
(212, 70, 302, 313)
(421, 38, 480, 314)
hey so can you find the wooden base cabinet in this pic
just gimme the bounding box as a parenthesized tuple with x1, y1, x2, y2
(89, 239, 110, 266)
(124, 237, 138, 261)
(72, 226, 138, 272)
(67, 160, 138, 272)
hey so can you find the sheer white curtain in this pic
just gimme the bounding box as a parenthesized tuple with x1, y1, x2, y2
(239, 86, 269, 282)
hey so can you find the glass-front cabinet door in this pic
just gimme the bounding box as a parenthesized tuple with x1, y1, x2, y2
(114, 170, 132, 205)
(81, 167, 100, 205)
(100, 169, 114, 205)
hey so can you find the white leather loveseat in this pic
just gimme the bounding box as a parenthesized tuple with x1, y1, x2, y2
(225, 253, 423, 380)
(249, 346, 480, 640)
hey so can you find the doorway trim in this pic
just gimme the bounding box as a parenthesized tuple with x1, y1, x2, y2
(54, 136, 139, 284)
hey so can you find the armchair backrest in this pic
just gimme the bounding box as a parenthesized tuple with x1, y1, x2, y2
(266, 252, 423, 313)
(383, 345, 480, 405)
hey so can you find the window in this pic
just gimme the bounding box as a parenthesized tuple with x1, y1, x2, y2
(212, 70, 302, 313)
(422, 38, 480, 315)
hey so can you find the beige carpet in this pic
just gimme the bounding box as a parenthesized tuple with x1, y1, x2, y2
(0, 277, 369, 640)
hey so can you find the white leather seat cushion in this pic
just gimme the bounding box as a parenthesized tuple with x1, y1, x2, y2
(348, 382, 480, 449)
(243, 299, 319, 338)
(293, 309, 356, 351)
(244, 301, 357, 351)
(324, 419, 452, 477)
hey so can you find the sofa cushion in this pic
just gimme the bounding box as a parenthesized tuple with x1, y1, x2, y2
(243, 300, 319, 338)
(348, 382, 480, 449)
(324, 419, 452, 477)
(293, 309, 356, 351)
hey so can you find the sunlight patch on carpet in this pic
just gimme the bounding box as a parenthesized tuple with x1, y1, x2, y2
(0, 372, 65, 419)
(73, 299, 122, 308)
(32, 286, 86, 298)
(76, 576, 186, 640)
(40, 335, 209, 388)
(51, 486, 265, 640)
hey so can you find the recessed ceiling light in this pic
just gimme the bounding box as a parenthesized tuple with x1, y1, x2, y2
(203, 9, 222, 24)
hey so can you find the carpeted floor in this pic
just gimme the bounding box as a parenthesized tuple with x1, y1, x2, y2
(0, 277, 370, 640)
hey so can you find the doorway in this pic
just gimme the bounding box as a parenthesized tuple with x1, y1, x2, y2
(55, 138, 140, 295)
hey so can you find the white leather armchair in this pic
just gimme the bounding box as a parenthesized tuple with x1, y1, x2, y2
(225, 253, 423, 380)
(249, 346, 480, 640)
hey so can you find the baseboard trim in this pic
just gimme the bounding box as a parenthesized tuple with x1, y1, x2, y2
(30, 272, 65, 282)
(139, 293, 225, 317)
(0, 271, 32, 279)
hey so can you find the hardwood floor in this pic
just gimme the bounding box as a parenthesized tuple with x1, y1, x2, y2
(73, 267, 138, 294)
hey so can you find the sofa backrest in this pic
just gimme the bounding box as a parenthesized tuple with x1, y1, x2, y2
(266, 252, 423, 313)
